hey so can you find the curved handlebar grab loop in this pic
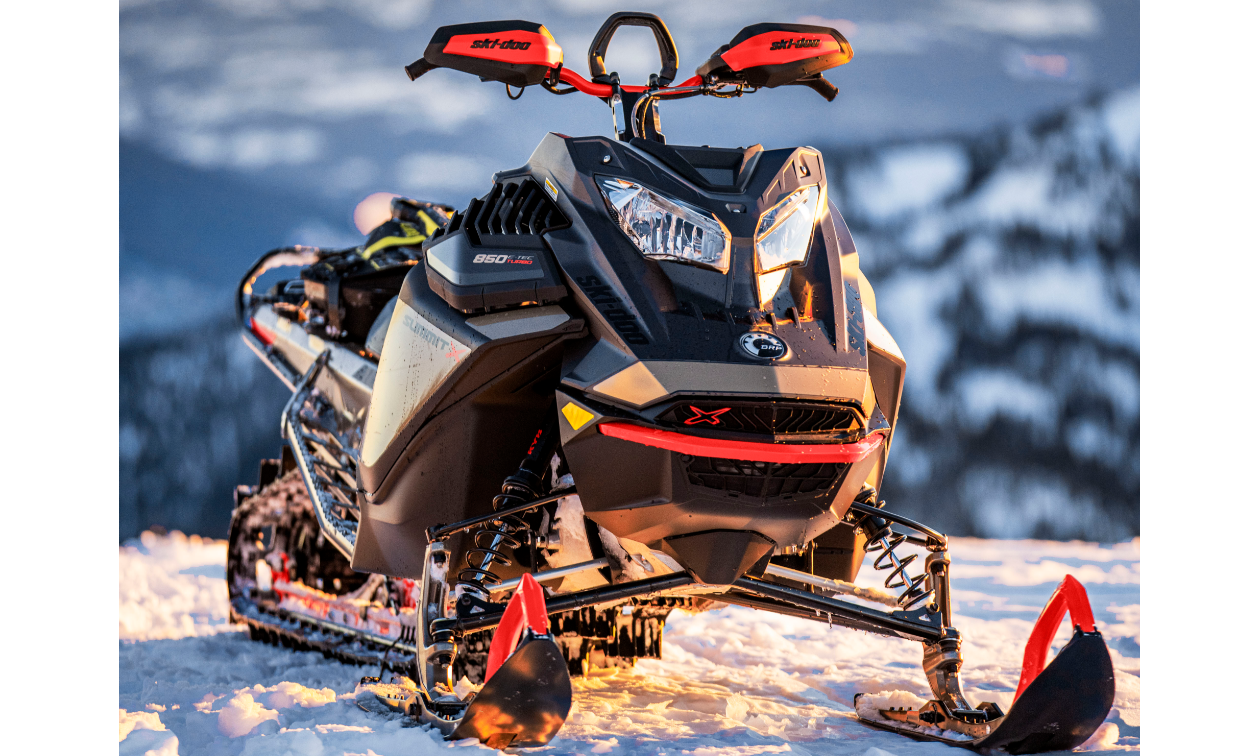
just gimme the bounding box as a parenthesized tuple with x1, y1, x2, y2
(587, 12, 679, 86)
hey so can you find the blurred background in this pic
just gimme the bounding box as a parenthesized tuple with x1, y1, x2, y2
(119, 0, 1139, 542)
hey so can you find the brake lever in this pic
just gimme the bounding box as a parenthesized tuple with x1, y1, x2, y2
(789, 75, 839, 102)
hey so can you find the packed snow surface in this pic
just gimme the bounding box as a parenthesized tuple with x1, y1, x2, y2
(120, 532, 1139, 754)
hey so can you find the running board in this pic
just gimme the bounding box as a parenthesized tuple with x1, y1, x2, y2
(282, 352, 361, 558)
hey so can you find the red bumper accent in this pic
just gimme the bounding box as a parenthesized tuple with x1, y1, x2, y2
(597, 421, 884, 464)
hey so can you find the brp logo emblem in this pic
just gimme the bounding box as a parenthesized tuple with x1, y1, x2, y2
(737, 332, 789, 360)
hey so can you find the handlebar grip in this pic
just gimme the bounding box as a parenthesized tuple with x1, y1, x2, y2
(405, 58, 437, 81)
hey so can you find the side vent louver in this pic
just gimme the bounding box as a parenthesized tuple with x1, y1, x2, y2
(439, 177, 569, 246)
(423, 176, 571, 313)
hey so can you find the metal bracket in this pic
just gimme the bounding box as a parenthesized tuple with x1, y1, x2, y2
(879, 698, 1002, 740)
(418, 542, 457, 698)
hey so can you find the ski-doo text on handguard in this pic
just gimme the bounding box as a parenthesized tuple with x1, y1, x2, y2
(227, 11, 1115, 752)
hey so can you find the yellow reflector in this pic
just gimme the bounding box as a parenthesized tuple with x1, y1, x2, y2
(561, 402, 595, 430)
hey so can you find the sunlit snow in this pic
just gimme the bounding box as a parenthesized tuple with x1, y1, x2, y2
(120, 532, 1140, 754)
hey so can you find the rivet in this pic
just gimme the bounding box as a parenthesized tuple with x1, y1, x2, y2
(602, 155, 612, 164)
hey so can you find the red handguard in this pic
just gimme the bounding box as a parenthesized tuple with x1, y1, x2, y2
(441, 30, 563, 69)
(484, 573, 551, 682)
(720, 31, 846, 71)
(1015, 574, 1099, 700)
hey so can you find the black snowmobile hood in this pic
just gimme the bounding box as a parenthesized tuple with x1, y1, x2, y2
(520, 133, 870, 375)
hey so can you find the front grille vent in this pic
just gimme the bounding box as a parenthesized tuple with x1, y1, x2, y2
(658, 400, 862, 438)
(440, 178, 568, 245)
(683, 456, 849, 501)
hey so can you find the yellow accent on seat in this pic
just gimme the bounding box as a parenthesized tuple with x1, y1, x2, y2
(416, 211, 439, 237)
(362, 215, 438, 258)
(561, 402, 595, 431)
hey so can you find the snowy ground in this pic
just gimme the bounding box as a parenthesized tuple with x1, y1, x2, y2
(120, 532, 1139, 755)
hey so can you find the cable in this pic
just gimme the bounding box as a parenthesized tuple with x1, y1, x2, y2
(543, 81, 579, 95)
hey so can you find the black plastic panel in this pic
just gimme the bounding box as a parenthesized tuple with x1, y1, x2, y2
(682, 456, 849, 501)
(424, 177, 570, 313)
(655, 398, 863, 440)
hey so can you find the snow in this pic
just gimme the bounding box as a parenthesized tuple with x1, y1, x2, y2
(119, 531, 233, 641)
(120, 532, 1140, 754)
(217, 692, 281, 738)
(974, 258, 1140, 347)
(955, 368, 1060, 434)
(846, 144, 970, 221)
(1102, 89, 1140, 167)
(120, 709, 168, 741)
(961, 469, 1130, 541)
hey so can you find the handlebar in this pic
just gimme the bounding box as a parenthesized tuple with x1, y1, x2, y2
(403, 14, 849, 143)
(555, 67, 702, 98)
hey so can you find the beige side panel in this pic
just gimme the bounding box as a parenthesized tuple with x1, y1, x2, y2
(465, 305, 571, 340)
(361, 301, 471, 467)
(863, 306, 905, 363)
(589, 361, 669, 407)
(856, 267, 878, 316)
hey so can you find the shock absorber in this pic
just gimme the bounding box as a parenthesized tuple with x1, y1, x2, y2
(456, 418, 561, 602)
(850, 486, 932, 609)
(427, 418, 561, 689)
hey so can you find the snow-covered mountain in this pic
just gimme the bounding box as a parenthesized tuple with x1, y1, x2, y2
(118, 88, 1139, 542)
(119, 323, 290, 540)
(825, 87, 1139, 540)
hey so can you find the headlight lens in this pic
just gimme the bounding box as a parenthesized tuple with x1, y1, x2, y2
(755, 185, 821, 272)
(598, 177, 732, 274)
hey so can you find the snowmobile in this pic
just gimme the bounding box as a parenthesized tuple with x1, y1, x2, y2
(227, 12, 1115, 752)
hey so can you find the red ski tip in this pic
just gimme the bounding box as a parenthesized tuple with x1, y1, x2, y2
(485, 573, 551, 681)
(453, 574, 572, 748)
(1016, 574, 1100, 700)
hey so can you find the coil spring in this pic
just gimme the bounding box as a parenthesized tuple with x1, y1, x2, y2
(865, 531, 932, 608)
(853, 490, 933, 609)
(428, 490, 534, 681)
(429, 481, 538, 682)
(427, 614, 457, 678)
(454, 477, 539, 599)
(432, 421, 558, 676)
